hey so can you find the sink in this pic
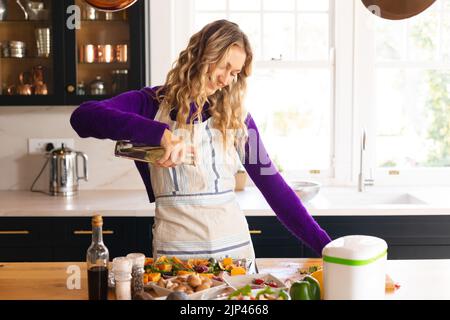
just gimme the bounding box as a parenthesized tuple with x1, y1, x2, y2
(316, 190, 428, 207)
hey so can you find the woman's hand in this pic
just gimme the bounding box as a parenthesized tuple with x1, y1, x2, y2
(155, 129, 187, 168)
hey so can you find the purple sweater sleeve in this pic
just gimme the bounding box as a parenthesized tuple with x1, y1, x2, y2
(70, 87, 169, 145)
(243, 113, 332, 256)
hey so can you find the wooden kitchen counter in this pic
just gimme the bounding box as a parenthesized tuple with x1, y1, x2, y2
(1, 258, 449, 300)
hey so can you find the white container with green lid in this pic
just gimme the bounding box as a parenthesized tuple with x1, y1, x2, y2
(322, 235, 388, 300)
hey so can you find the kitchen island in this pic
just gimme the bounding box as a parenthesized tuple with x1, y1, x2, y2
(1, 258, 449, 300)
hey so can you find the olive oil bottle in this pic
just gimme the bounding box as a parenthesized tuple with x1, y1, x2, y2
(114, 140, 195, 165)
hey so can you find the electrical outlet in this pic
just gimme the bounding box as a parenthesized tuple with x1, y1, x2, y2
(28, 138, 75, 154)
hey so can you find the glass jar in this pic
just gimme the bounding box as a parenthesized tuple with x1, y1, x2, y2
(126, 253, 145, 298)
(111, 69, 128, 94)
(76, 81, 86, 95)
(112, 257, 132, 300)
(90, 75, 106, 95)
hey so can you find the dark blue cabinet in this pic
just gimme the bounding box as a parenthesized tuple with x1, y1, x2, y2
(0, 0, 145, 106)
(2, 215, 450, 261)
(246, 216, 302, 258)
(0, 217, 139, 262)
(303, 216, 450, 259)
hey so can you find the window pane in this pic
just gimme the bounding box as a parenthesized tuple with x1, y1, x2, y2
(194, 13, 227, 32)
(297, 0, 329, 11)
(263, 0, 294, 11)
(375, 20, 406, 61)
(229, 14, 262, 60)
(246, 68, 331, 170)
(194, 0, 226, 11)
(443, 16, 450, 62)
(263, 13, 295, 60)
(444, 0, 450, 11)
(407, 11, 439, 61)
(297, 13, 329, 60)
(229, 0, 260, 11)
(375, 68, 450, 168)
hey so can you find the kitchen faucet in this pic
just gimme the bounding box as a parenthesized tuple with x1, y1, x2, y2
(358, 129, 374, 192)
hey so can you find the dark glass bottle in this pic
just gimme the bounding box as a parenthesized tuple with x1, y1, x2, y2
(87, 215, 109, 300)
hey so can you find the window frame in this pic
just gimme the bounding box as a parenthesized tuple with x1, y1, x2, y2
(191, 0, 337, 184)
(152, 0, 450, 187)
(353, 0, 450, 186)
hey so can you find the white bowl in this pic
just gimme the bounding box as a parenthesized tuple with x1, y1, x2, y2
(222, 273, 287, 290)
(147, 276, 227, 300)
(290, 181, 321, 203)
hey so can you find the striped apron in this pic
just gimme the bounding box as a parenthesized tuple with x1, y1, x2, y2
(149, 107, 256, 261)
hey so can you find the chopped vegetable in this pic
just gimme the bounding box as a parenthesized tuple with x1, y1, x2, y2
(146, 273, 161, 283)
(228, 285, 252, 300)
(230, 266, 246, 276)
(252, 278, 279, 288)
(228, 285, 289, 300)
(222, 257, 233, 267)
(143, 256, 247, 278)
(299, 265, 321, 275)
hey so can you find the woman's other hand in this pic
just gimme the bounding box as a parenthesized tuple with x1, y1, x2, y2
(156, 129, 187, 167)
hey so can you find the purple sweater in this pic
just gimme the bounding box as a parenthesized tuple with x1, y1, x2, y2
(70, 87, 331, 255)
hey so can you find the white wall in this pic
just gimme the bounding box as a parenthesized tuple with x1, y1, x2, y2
(149, 0, 192, 86)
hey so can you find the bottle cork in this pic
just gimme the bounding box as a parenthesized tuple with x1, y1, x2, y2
(92, 215, 103, 227)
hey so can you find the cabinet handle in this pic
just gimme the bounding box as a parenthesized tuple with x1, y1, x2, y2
(73, 230, 114, 235)
(67, 85, 75, 93)
(0, 230, 30, 235)
(249, 230, 262, 235)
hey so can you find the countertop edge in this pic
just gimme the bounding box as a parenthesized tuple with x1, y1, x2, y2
(1, 188, 450, 217)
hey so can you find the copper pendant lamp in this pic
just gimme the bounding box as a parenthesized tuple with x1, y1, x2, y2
(83, 0, 138, 12)
(361, 0, 436, 20)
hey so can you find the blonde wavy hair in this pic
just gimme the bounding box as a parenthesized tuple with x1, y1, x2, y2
(156, 19, 253, 156)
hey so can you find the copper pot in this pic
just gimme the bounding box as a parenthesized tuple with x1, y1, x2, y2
(115, 44, 127, 63)
(32, 65, 45, 83)
(31, 65, 48, 95)
(79, 44, 95, 63)
(17, 84, 33, 95)
(6, 85, 16, 95)
(34, 81, 48, 95)
(96, 44, 113, 63)
(83, 0, 137, 12)
(17, 71, 33, 95)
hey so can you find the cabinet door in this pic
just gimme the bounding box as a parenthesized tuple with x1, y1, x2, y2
(314, 216, 450, 259)
(63, 0, 145, 105)
(247, 217, 302, 258)
(0, 0, 65, 105)
(0, 217, 52, 247)
(388, 245, 450, 259)
(135, 217, 153, 257)
(52, 217, 136, 261)
(0, 217, 53, 262)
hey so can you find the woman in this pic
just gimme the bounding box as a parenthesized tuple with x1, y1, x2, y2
(70, 19, 331, 261)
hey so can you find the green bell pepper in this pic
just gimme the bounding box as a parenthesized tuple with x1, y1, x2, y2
(289, 275, 321, 300)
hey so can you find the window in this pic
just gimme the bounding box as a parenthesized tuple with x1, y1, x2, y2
(158, 0, 450, 186)
(355, 0, 450, 184)
(193, 0, 334, 177)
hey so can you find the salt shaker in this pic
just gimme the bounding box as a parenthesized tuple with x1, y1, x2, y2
(126, 253, 146, 299)
(112, 257, 132, 300)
